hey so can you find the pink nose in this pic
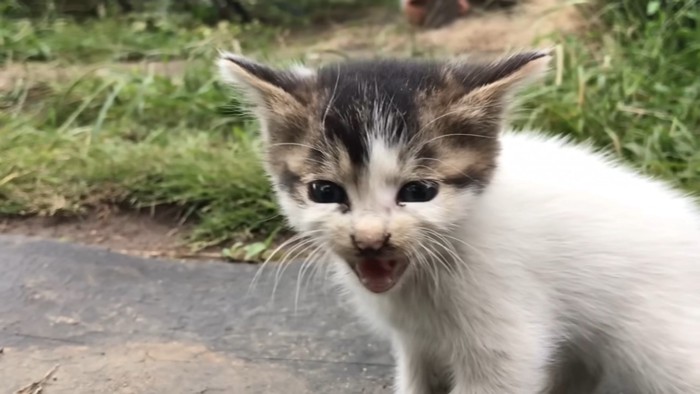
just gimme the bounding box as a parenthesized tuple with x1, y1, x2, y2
(352, 233, 391, 252)
(352, 216, 390, 253)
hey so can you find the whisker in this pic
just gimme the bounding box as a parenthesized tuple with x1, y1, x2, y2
(411, 107, 469, 140)
(294, 243, 324, 313)
(312, 250, 332, 291)
(322, 65, 342, 126)
(261, 231, 323, 301)
(414, 226, 463, 278)
(418, 243, 441, 291)
(248, 232, 315, 295)
(271, 237, 318, 302)
(422, 229, 474, 282)
(427, 228, 488, 261)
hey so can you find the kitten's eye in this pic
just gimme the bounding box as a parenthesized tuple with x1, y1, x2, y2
(397, 181, 439, 203)
(308, 180, 348, 204)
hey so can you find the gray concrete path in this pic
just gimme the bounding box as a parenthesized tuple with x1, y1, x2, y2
(0, 236, 392, 394)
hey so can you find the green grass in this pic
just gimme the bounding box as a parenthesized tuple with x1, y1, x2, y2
(1, 0, 699, 256)
(1, 59, 280, 247)
(518, 0, 700, 190)
(0, 14, 280, 64)
(0, 0, 394, 64)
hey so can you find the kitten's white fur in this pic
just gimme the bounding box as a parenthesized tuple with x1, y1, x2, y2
(218, 53, 700, 393)
(332, 131, 700, 393)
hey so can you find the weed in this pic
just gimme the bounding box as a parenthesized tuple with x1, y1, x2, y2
(517, 0, 700, 191)
(1, 59, 279, 245)
(1, 0, 699, 254)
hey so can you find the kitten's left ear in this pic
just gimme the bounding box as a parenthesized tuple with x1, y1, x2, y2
(217, 52, 315, 141)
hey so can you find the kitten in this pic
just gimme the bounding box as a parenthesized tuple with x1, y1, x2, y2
(217, 51, 700, 393)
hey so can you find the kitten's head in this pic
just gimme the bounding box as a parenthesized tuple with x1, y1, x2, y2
(218, 51, 549, 294)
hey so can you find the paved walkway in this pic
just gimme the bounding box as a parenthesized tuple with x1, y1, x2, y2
(0, 236, 391, 393)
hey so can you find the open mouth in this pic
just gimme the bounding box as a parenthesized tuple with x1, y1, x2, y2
(352, 259, 409, 294)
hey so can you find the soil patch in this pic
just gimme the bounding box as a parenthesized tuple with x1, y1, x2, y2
(278, 0, 584, 64)
(0, 208, 224, 260)
(3, 342, 314, 394)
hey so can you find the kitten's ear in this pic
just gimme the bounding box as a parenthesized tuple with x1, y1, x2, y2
(444, 50, 552, 125)
(462, 50, 550, 102)
(217, 52, 314, 141)
(217, 52, 314, 107)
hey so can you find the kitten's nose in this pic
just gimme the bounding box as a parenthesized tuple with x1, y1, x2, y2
(352, 233, 391, 254)
(352, 217, 391, 254)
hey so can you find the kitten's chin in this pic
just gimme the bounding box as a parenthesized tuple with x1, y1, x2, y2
(351, 259, 409, 294)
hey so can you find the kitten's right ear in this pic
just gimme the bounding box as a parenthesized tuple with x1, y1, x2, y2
(439, 50, 552, 130)
(456, 50, 552, 107)
(217, 52, 314, 121)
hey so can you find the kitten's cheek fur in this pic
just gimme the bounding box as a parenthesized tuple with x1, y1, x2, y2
(408, 189, 474, 231)
(274, 191, 305, 230)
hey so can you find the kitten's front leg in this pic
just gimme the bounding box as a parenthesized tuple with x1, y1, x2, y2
(394, 341, 431, 394)
(448, 358, 548, 394)
(448, 337, 550, 394)
(394, 339, 450, 394)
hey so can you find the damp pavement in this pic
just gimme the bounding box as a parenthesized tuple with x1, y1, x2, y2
(0, 235, 392, 394)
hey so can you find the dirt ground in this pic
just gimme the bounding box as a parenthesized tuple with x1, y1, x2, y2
(282, 0, 582, 63)
(0, 0, 584, 257)
(4, 341, 322, 394)
(0, 208, 217, 260)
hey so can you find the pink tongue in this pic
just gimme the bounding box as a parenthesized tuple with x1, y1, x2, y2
(356, 259, 397, 293)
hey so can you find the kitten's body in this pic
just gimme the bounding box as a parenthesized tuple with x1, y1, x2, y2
(218, 52, 700, 393)
(340, 131, 700, 393)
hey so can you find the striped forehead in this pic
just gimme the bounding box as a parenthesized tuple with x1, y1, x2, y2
(367, 136, 403, 183)
(315, 131, 410, 188)
(352, 136, 405, 210)
(316, 59, 443, 167)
